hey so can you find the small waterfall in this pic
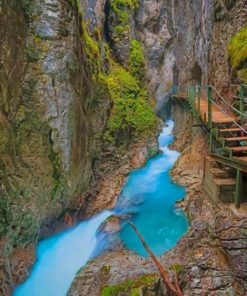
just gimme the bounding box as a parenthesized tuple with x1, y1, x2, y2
(14, 211, 112, 296)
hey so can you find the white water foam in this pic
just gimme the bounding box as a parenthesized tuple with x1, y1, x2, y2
(14, 210, 112, 296)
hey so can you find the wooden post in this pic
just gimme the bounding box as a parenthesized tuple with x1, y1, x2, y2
(209, 129, 213, 154)
(235, 169, 242, 208)
(207, 86, 213, 153)
(240, 85, 244, 126)
(207, 86, 212, 129)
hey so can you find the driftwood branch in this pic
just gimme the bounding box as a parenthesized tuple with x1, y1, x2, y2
(128, 222, 184, 296)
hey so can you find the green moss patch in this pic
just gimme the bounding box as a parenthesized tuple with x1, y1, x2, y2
(104, 63, 157, 144)
(228, 26, 247, 83)
(111, 0, 139, 23)
(101, 274, 157, 296)
(110, 0, 139, 40)
(129, 39, 145, 80)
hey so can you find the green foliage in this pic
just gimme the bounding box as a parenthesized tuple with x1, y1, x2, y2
(169, 263, 183, 275)
(101, 274, 157, 296)
(129, 39, 145, 80)
(111, 0, 139, 40)
(101, 265, 111, 274)
(111, 0, 139, 23)
(76, 3, 105, 80)
(130, 289, 140, 296)
(114, 25, 130, 37)
(241, 227, 247, 237)
(82, 25, 102, 77)
(104, 63, 156, 143)
(239, 68, 247, 83)
(228, 26, 247, 82)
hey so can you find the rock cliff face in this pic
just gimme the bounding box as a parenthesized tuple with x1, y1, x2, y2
(0, 0, 157, 293)
(0, 0, 110, 292)
(136, 0, 247, 110)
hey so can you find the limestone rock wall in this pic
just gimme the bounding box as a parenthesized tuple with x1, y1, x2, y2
(0, 0, 159, 293)
(0, 0, 111, 293)
(209, 0, 247, 94)
(136, 0, 247, 115)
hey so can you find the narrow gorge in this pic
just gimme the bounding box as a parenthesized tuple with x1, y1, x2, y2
(0, 0, 247, 296)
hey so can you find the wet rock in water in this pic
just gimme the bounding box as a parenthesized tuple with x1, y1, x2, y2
(98, 215, 121, 234)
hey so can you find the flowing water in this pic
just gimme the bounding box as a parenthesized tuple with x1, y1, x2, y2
(14, 119, 188, 296)
(117, 119, 188, 256)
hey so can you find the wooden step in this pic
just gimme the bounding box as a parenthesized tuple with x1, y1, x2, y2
(205, 156, 217, 162)
(201, 112, 239, 124)
(213, 178, 236, 186)
(232, 156, 247, 162)
(226, 146, 247, 152)
(219, 127, 243, 133)
(210, 168, 228, 178)
(214, 118, 240, 124)
(222, 136, 247, 142)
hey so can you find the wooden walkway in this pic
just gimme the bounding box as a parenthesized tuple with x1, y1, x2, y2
(196, 99, 239, 124)
(172, 93, 247, 158)
(171, 93, 240, 124)
(171, 86, 247, 208)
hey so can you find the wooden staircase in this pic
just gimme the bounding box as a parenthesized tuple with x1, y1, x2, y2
(216, 127, 247, 157)
(204, 156, 236, 204)
(171, 84, 247, 208)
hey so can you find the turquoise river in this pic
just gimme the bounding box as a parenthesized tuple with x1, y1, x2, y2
(14, 119, 189, 296)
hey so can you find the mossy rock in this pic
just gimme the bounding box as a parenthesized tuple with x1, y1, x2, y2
(101, 274, 157, 296)
(104, 62, 157, 144)
(111, 0, 139, 23)
(129, 39, 145, 81)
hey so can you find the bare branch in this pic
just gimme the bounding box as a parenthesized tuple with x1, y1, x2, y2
(128, 222, 183, 296)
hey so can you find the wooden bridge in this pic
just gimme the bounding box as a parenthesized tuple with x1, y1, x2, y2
(171, 84, 247, 209)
